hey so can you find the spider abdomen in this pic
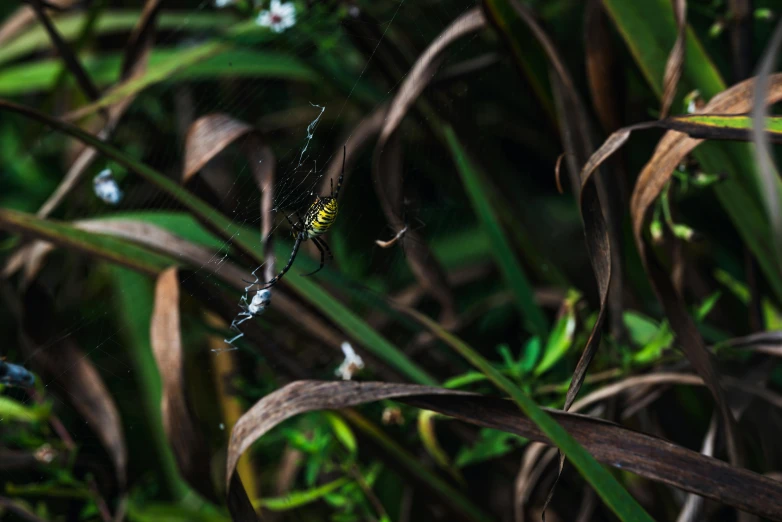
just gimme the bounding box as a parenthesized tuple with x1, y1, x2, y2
(306, 197, 338, 238)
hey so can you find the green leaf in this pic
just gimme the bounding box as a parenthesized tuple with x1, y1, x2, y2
(623, 311, 661, 346)
(664, 115, 782, 142)
(518, 336, 542, 374)
(455, 428, 523, 468)
(443, 125, 549, 338)
(126, 500, 230, 522)
(418, 410, 462, 482)
(255, 476, 352, 511)
(399, 306, 655, 522)
(0, 396, 49, 423)
(325, 412, 358, 455)
(0, 10, 236, 67)
(443, 371, 489, 389)
(0, 48, 316, 96)
(695, 291, 721, 320)
(535, 293, 579, 376)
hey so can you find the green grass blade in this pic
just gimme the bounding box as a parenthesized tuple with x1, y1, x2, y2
(665, 114, 782, 140)
(0, 48, 315, 96)
(108, 267, 192, 502)
(254, 476, 352, 511)
(0, 396, 49, 423)
(0, 10, 235, 66)
(443, 125, 549, 338)
(399, 306, 655, 522)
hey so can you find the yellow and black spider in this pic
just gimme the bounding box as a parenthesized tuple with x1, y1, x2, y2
(253, 147, 345, 289)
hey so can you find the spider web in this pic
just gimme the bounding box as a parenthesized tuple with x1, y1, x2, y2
(0, 0, 488, 502)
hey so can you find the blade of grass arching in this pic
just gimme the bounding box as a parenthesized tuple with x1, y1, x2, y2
(0, 48, 316, 96)
(64, 45, 317, 119)
(0, 10, 235, 66)
(107, 267, 192, 502)
(0, 101, 435, 386)
(602, 0, 782, 302)
(395, 306, 654, 522)
(443, 125, 549, 339)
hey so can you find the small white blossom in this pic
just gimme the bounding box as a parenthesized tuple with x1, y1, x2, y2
(336, 341, 364, 381)
(93, 169, 123, 205)
(214, 0, 235, 7)
(256, 0, 296, 33)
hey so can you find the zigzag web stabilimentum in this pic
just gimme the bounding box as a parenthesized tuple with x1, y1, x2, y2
(218, 104, 328, 352)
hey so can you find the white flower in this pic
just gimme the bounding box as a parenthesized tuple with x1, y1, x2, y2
(214, 0, 235, 7)
(256, 0, 296, 33)
(93, 169, 123, 205)
(335, 341, 364, 381)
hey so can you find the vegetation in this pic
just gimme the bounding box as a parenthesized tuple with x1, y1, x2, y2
(1, 0, 782, 521)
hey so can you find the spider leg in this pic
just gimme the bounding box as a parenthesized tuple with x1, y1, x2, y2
(317, 236, 334, 260)
(332, 145, 345, 199)
(285, 213, 297, 229)
(257, 232, 305, 289)
(302, 237, 326, 277)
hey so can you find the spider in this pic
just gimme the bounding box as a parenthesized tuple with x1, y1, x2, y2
(251, 146, 345, 290)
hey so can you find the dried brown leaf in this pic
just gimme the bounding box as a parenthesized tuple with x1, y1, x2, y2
(225, 380, 782, 521)
(183, 114, 253, 183)
(121, 0, 162, 78)
(676, 414, 717, 522)
(0, 0, 74, 47)
(372, 8, 485, 324)
(150, 268, 214, 500)
(660, 0, 687, 119)
(630, 74, 782, 467)
(720, 331, 782, 356)
(183, 112, 277, 279)
(26, 0, 101, 102)
(514, 443, 557, 522)
(37, 99, 135, 218)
